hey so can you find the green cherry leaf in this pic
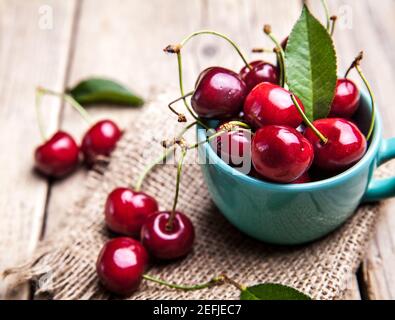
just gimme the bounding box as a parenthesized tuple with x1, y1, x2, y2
(285, 5, 337, 121)
(240, 283, 311, 300)
(68, 78, 144, 106)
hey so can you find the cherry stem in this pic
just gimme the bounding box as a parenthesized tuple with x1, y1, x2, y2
(35, 88, 47, 141)
(166, 147, 187, 231)
(178, 30, 251, 69)
(330, 16, 337, 36)
(175, 51, 210, 130)
(220, 274, 247, 292)
(345, 52, 375, 141)
(143, 274, 225, 291)
(168, 91, 194, 122)
(321, 0, 331, 31)
(37, 87, 92, 124)
(134, 121, 197, 192)
(251, 47, 275, 53)
(274, 47, 285, 88)
(188, 121, 251, 150)
(263, 25, 286, 87)
(290, 94, 328, 144)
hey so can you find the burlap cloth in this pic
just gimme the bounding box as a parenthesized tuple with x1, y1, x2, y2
(4, 91, 390, 300)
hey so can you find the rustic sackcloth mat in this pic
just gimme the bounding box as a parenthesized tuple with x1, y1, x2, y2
(4, 91, 390, 300)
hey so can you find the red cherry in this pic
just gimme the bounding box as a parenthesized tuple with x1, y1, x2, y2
(81, 120, 122, 165)
(105, 188, 159, 237)
(96, 237, 148, 295)
(34, 131, 79, 178)
(214, 122, 251, 167)
(329, 79, 360, 118)
(291, 171, 311, 184)
(251, 125, 314, 183)
(141, 211, 195, 260)
(304, 118, 367, 172)
(191, 67, 247, 119)
(243, 82, 304, 129)
(239, 60, 279, 91)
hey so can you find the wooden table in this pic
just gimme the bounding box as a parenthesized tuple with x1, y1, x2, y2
(1, 0, 394, 300)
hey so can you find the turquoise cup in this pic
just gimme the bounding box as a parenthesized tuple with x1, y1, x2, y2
(197, 92, 395, 245)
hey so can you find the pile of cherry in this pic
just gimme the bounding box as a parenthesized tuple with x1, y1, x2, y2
(199, 63, 367, 184)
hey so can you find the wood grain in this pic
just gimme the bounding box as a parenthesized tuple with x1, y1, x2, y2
(44, 0, 203, 235)
(0, 0, 78, 299)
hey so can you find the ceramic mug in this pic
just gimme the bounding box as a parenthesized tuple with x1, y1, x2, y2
(197, 92, 395, 245)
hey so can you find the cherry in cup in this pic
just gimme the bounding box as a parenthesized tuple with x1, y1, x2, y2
(96, 237, 148, 295)
(243, 82, 304, 129)
(304, 118, 367, 172)
(329, 79, 360, 118)
(251, 125, 314, 183)
(239, 60, 279, 91)
(141, 211, 195, 260)
(34, 131, 79, 178)
(214, 121, 251, 167)
(81, 119, 122, 165)
(105, 188, 159, 237)
(292, 171, 311, 184)
(191, 67, 247, 119)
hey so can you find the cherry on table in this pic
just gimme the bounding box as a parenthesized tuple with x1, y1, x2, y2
(239, 60, 279, 91)
(34, 131, 79, 178)
(96, 237, 148, 295)
(329, 79, 360, 118)
(304, 118, 367, 172)
(140, 211, 195, 260)
(251, 125, 314, 183)
(243, 82, 304, 129)
(81, 119, 122, 165)
(191, 67, 247, 119)
(105, 187, 159, 237)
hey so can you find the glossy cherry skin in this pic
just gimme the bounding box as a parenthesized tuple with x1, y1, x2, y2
(191, 67, 247, 119)
(329, 79, 360, 118)
(105, 188, 159, 237)
(291, 171, 311, 184)
(81, 120, 122, 165)
(96, 237, 148, 295)
(239, 60, 279, 91)
(34, 131, 79, 178)
(251, 125, 314, 183)
(214, 122, 251, 167)
(243, 82, 304, 129)
(305, 118, 367, 172)
(141, 211, 195, 260)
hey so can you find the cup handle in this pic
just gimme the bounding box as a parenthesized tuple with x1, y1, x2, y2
(363, 138, 395, 202)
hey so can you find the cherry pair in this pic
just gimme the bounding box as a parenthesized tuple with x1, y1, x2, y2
(34, 119, 122, 178)
(97, 188, 194, 295)
(104, 187, 194, 260)
(191, 62, 279, 119)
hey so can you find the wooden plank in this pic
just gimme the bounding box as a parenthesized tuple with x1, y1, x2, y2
(334, 0, 395, 301)
(0, 0, 78, 299)
(357, 0, 395, 298)
(44, 0, 203, 235)
(307, 0, 395, 299)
